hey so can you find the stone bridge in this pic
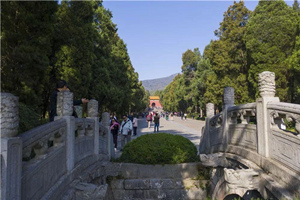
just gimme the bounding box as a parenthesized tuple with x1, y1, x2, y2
(1, 91, 119, 200)
(199, 71, 300, 199)
(1, 71, 300, 200)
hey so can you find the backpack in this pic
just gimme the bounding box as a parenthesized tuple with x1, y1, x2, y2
(146, 115, 151, 121)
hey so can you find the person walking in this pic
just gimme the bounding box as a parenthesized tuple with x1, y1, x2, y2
(154, 112, 160, 133)
(146, 113, 152, 128)
(110, 118, 120, 149)
(119, 114, 133, 151)
(184, 113, 187, 121)
(132, 115, 138, 136)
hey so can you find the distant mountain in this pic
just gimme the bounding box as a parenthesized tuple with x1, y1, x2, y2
(142, 73, 178, 93)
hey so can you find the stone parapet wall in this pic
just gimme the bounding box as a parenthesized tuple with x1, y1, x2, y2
(110, 178, 207, 200)
(109, 163, 209, 200)
(0, 91, 113, 200)
(199, 71, 300, 199)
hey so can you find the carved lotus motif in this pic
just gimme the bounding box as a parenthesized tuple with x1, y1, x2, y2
(258, 71, 276, 97)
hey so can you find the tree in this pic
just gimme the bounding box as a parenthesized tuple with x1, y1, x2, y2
(55, 1, 96, 99)
(205, 1, 252, 105)
(1, 1, 58, 117)
(245, 0, 298, 101)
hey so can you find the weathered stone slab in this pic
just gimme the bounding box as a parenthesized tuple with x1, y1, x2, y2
(110, 179, 124, 190)
(75, 182, 108, 200)
(124, 179, 150, 190)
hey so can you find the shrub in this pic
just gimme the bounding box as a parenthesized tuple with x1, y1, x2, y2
(19, 103, 48, 134)
(119, 133, 198, 164)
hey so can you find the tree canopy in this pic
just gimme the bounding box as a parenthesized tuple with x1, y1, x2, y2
(161, 0, 300, 115)
(1, 0, 147, 128)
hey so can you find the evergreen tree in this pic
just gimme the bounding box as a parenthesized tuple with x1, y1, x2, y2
(245, 0, 298, 101)
(1, 1, 58, 116)
(205, 1, 252, 105)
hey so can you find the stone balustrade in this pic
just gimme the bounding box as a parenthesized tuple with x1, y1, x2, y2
(199, 71, 300, 199)
(0, 91, 113, 200)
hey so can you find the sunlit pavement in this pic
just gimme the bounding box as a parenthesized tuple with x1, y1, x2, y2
(114, 116, 206, 158)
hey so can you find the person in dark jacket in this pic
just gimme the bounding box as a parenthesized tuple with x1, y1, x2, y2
(110, 118, 120, 149)
(49, 80, 89, 121)
(154, 112, 160, 132)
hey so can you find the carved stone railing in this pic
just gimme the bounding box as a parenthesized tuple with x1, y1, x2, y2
(227, 103, 257, 151)
(200, 71, 300, 199)
(74, 118, 95, 164)
(267, 102, 300, 172)
(19, 119, 67, 161)
(0, 92, 112, 200)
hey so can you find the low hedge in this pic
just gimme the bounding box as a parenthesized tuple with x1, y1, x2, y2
(119, 133, 198, 164)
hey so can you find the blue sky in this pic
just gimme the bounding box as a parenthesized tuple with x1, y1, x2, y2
(102, 1, 294, 81)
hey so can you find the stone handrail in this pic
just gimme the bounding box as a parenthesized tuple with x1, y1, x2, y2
(268, 102, 300, 134)
(75, 118, 95, 137)
(200, 72, 300, 199)
(0, 92, 114, 200)
(267, 102, 300, 173)
(19, 118, 67, 160)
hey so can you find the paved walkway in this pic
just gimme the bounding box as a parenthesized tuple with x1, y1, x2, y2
(115, 116, 206, 158)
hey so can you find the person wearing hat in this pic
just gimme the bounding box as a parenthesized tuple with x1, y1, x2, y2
(119, 114, 133, 151)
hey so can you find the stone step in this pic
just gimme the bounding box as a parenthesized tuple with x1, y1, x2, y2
(110, 178, 209, 200)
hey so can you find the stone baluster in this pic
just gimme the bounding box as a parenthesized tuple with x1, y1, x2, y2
(56, 91, 75, 171)
(102, 112, 113, 159)
(1, 93, 22, 200)
(87, 100, 100, 155)
(256, 71, 279, 157)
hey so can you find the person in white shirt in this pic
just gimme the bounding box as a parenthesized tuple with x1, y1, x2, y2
(119, 114, 133, 151)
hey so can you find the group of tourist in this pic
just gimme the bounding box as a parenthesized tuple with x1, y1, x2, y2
(109, 113, 139, 151)
(146, 112, 160, 132)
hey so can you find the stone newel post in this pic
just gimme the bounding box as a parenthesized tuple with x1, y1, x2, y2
(223, 87, 235, 108)
(256, 71, 279, 157)
(87, 100, 100, 155)
(199, 103, 215, 154)
(1, 93, 19, 137)
(258, 71, 276, 98)
(56, 91, 73, 117)
(56, 91, 75, 171)
(222, 87, 235, 152)
(1, 93, 22, 200)
(206, 103, 215, 118)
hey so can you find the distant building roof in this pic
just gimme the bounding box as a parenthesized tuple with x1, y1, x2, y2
(149, 96, 160, 100)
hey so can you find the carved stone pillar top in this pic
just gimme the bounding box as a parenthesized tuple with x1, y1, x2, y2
(102, 112, 110, 126)
(1, 93, 19, 137)
(224, 87, 235, 106)
(206, 103, 214, 118)
(56, 91, 73, 117)
(88, 99, 98, 117)
(258, 71, 276, 97)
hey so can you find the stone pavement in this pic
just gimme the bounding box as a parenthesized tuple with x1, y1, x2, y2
(114, 116, 206, 158)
